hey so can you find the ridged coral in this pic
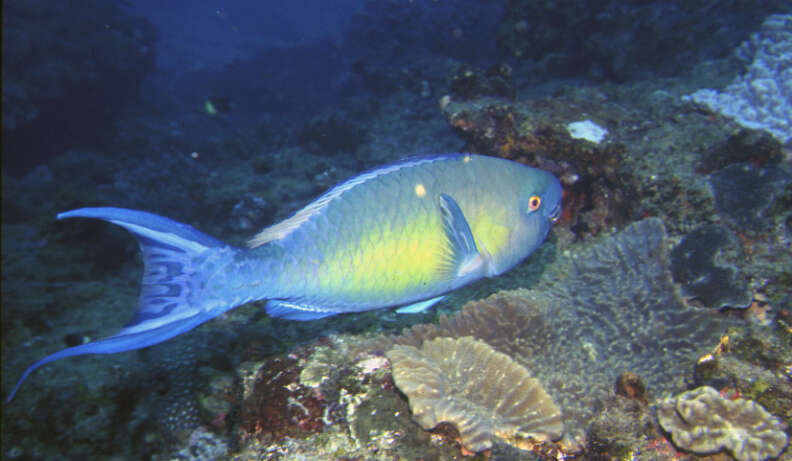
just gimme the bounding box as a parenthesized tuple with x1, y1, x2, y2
(656, 386, 788, 461)
(386, 336, 563, 452)
(387, 336, 564, 451)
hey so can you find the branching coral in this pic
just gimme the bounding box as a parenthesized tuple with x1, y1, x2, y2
(386, 336, 563, 452)
(656, 386, 788, 461)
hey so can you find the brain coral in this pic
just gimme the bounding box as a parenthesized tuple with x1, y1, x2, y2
(386, 336, 563, 452)
(656, 386, 788, 461)
(376, 218, 740, 435)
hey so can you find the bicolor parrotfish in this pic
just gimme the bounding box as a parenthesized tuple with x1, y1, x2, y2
(7, 154, 561, 401)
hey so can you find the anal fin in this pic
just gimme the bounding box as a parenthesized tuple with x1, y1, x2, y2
(395, 295, 445, 314)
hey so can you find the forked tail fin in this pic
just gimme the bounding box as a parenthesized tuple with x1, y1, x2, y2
(7, 207, 233, 402)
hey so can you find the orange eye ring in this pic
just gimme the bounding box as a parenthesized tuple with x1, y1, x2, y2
(528, 195, 541, 211)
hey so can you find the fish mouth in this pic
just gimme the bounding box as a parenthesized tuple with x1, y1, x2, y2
(549, 204, 562, 223)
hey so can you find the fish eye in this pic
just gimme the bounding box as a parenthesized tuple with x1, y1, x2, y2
(528, 195, 541, 212)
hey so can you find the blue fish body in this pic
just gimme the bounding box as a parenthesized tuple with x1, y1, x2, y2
(7, 154, 561, 401)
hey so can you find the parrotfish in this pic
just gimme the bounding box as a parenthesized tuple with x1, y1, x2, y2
(7, 154, 561, 401)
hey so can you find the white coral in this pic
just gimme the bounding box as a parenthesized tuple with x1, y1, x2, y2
(684, 14, 792, 144)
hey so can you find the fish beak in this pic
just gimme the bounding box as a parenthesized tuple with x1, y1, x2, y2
(549, 204, 562, 224)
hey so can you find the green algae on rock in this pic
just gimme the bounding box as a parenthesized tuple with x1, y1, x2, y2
(656, 386, 788, 461)
(386, 336, 563, 453)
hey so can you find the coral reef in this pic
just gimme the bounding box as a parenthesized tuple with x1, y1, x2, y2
(5, 2, 792, 459)
(386, 336, 563, 453)
(685, 14, 792, 145)
(525, 218, 739, 432)
(376, 218, 740, 438)
(656, 386, 788, 461)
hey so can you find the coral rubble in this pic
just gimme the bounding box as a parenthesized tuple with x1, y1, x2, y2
(656, 386, 789, 461)
(386, 336, 563, 453)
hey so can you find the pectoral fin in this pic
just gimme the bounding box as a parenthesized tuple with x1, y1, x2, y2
(438, 193, 490, 280)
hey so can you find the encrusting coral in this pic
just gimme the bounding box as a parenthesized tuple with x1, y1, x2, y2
(386, 336, 563, 453)
(656, 386, 788, 461)
(684, 14, 792, 144)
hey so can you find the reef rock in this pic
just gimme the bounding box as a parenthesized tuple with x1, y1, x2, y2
(671, 223, 752, 309)
(656, 386, 788, 461)
(386, 336, 563, 453)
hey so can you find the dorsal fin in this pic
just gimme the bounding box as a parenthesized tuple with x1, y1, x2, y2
(247, 156, 453, 248)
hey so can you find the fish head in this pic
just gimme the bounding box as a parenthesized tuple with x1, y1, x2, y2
(490, 166, 562, 274)
(523, 168, 563, 225)
(519, 166, 562, 237)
